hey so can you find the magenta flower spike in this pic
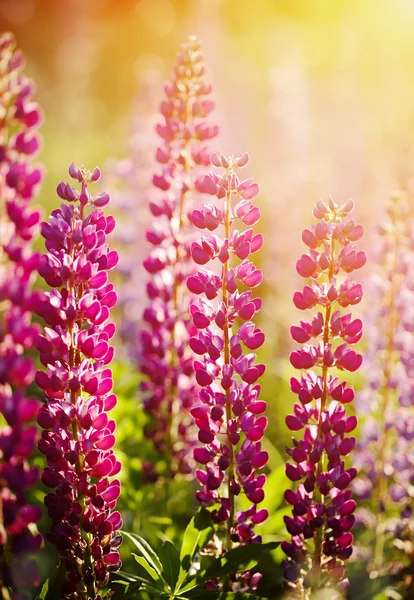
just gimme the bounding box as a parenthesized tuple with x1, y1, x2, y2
(0, 32, 44, 595)
(189, 152, 268, 591)
(283, 198, 366, 594)
(140, 36, 218, 479)
(35, 164, 121, 599)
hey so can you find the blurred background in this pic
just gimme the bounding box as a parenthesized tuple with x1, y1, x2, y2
(2, 1, 414, 597)
(3, 0, 414, 318)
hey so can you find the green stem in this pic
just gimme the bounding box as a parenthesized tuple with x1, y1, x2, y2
(312, 236, 335, 582)
(68, 203, 96, 600)
(223, 187, 235, 554)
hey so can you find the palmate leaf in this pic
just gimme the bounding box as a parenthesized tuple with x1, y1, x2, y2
(183, 590, 263, 599)
(132, 553, 161, 582)
(177, 508, 214, 589)
(115, 570, 143, 582)
(203, 542, 280, 581)
(113, 571, 165, 597)
(122, 530, 164, 579)
(159, 541, 180, 590)
(35, 561, 66, 600)
(110, 580, 142, 600)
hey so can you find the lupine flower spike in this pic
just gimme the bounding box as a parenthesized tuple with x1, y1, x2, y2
(140, 36, 218, 479)
(35, 164, 121, 599)
(354, 193, 414, 590)
(283, 197, 366, 596)
(0, 32, 43, 597)
(190, 152, 268, 592)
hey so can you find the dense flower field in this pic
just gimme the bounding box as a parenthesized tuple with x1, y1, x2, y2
(0, 11, 413, 600)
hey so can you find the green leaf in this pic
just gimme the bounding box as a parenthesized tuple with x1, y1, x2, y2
(114, 572, 164, 597)
(35, 561, 66, 600)
(183, 591, 262, 599)
(177, 509, 214, 589)
(132, 554, 161, 582)
(159, 541, 180, 591)
(36, 579, 49, 600)
(194, 506, 215, 530)
(116, 570, 143, 582)
(110, 581, 142, 600)
(217, 594, 263, 600)
(203, 542, 279, 580)
(373, 591, 403, 600)
(130, 556, 159, 583)
(122, 531, 163, 578)
(179, 591, 221, 599)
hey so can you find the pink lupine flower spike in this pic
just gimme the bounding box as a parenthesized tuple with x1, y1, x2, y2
(190, 152, 268, 592)
(283, 197, 366, 595)
(140, 36, 218, 480)
(35, 164, 121, 599)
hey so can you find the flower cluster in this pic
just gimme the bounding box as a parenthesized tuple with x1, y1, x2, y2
(189, 152, 268, 591)
(283, 198, 365, 595)
(140, 36, 219, 479)
(35, 164, 121, 599)
(353, 193, 413, 589)
(0, 31, 43, 596)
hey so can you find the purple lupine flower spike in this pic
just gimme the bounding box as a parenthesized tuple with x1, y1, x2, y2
(283, 198, 365, 594)
(35, 164, 121, 599)
(0, 32, 44, 596)
(140, 36, 219, 479)
(353, 193, 414, 589)
(190, 152, 268, 592)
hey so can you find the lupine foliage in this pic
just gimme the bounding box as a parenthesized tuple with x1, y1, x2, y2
(0, 31, 43, 599)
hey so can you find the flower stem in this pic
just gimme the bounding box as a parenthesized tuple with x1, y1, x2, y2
(223, 185, 235, 553)
(312, 235, 335, 580)
(68, 205, 96, 600)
